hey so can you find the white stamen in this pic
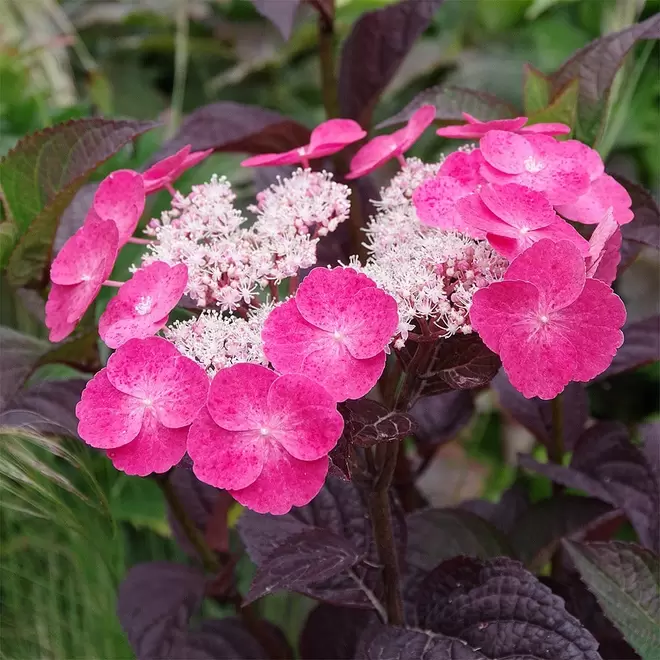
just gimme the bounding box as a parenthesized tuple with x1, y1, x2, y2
(135, 295, 153, 315)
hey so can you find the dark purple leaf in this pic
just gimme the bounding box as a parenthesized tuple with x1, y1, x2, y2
(459, 483, 530, 535)
(564, 541, 660, 659)
(152, 102, 310, 161)
(328, 431, 354, 481)
(410, 334, 501, 406)
(377, 86, 516, 130)
(356, 624, 488, 659)
(338, 0, 444, 126)
(597, 316, 659, 379)
(252, 165, 295, 196)
(249, 0, 299, 40)
(509, 494, 614, 570)
(117, 561, 206, 659)
(409, 391, 474, 456)
(299, 603, 376, 659)
(520, 422, 660, 552)
(0, 327, 49, 408)
(416, 556, 602, 660)
(340, 399, 414, 447)
(54, 182, 97, 252)
(640, 421, 659, 467)
(616, 175, 660, 251)
(493, 372, 588, 450)
(245, 528, 362, 604)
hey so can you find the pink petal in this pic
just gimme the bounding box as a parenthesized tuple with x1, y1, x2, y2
(229, 444, 328, 515)
(188, 407, 265, 490)
(308, 119, 366, 158)
(457, 195, 520, 239)
(555, 278, 626, 381)
(340, 287, 399, 359)
(556, 174, 634, 225)
(76, 369, 144, 448)
(107, 411, 188, 476)
(560, 140, 604, 181)
(99, 262, 188, 349)
(176, 148, 214, 177)
(524, 220, 590, 257)
(479, 183, 557, 230)
(413, 176, 477, 233)
(142, 146, 191, 193)
(295, 267, 375, 332)
(437, 116, 528, 139)
(398, 104, 436, 152)
(586, 212, 621, 285)
(207, 363, 276, 431)
(504, 239, 586, 311)
(346, 135, 399, 179)
(480, 130, 533, 174)
(241, 148, 304, 168)
(470, 281, 539, 353)
(519, 122, 571, 136)
(437, 149, 485, 187)
(45, 284, 77, 342)
(267, 374, 343, 460)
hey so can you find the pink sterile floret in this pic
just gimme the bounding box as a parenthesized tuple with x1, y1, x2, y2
(187, 363, 343, 515)
(99, 261, 188, 349)
(470, 239, 626, 400)
(87, 169, 146, 246)
(76, 337, 209, 476)
(46, 217, 119, 342)
(437, 113, 571, 139)
(585, 209, 622, 286)
(479, 131, 591, 205)
(241, 119, 366, 167)
(346, 105, 436, 179)
(142, 145, 214, 194)
(457, 183, 589, 259)
(413, 149, 485, 233)
(262, 267, 399, 402)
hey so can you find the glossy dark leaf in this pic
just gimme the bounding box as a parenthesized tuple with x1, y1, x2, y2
(356, 625, 487, 659)
(493, 372, 588, 450)
(377, 86, 515, 129)
(510, 494, 613, 570)
(340, 399, 414, 447)
(54, 182, 97, 253)
(460, 482, 530, 534)
(520, 422, 659, 552)
(410, 334, 501, 405)
(245, 528, 362, 604)
(417, 556, 602, 660)
(117, 561, 206, 659)
(564, 541, 660, 659)
(249, 0, 299, 40)
(152, 102, 310, 161)
(616, 176, 660, 251)
(338, 0, 444, 126)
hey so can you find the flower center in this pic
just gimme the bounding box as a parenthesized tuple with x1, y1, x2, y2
(143, 398, 153, 407)
(520, 227, 530, 234)
(260, 427, 270, 437)
(332, 330, 344, 342)
(524, 156, 544, 173)
(539, 315, 549, 324)
(81, 274, 91, 282)
(135, 295, 154, 316)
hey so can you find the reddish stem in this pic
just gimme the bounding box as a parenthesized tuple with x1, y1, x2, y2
(103, 279, 124, 288)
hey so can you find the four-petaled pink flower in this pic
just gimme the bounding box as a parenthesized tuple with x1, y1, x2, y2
(99, 261, 188, 349)
(437, 113, 571, 139)
(346, 105, 436, 179)
(46, 217, 119, 342)
(413, 149, 486, 232)
(470, 239, 626, 400)
(457, 183, 588, 259)
(142, 145, 213, 194)
(241, 119, 366, 168)
(479, 131, 591, 205)
(262, 267, 399, 402)
(187, 363, 343, 514)
(76, 337, 209, 476)
(585, 209, 621, 286)
(87, 169, 146, 246)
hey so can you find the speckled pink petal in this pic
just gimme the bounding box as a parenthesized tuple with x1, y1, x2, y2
(142, 146, 191, 193)
(262, 299, 332, 373)
(560, 140, 604, 181)
(295, 267, 375, 331)
(346, 135, 399, 179)
(45, 284, 78, 342)
(586, 212, 621, 285)
(480, 183, 557, 230)
(301, 344, 385, 402)
(339, 287, 399, 359)
(413, 176, 477, 233)
(480, 130, 533, 174)
(51, 217, 118, 285)
(556, 174, 633, 225)
(76, 369, 144, 448)
(178, 148, 213, 174)
(90, 170, 146, 245)
(437, 115, 527, 139)
(267, 374, 343, 460)
(519, 122, 571, 136)
(107, 411, 188, 476)
(470, 281, 539, 353)
(499, 321, 578, 400)
(398, 104, 436, 152)
(437, 150, 485, 187)
(241, 148, 304, 168)
(504, 240, 586, 311)
(457, 195, 520, 239)
(207, 363, 276, 431)
(99, 262, 188, 349)
(308, 119, 366, 158)
(188, 407, 265, 490)
(229, 444, 328, 515)
(525, 220, 590, 256)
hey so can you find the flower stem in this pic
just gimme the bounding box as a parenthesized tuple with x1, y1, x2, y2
(167, 0, 189, 139)
(549, 393, 565, 578)
(318, 10, 339, 119)
(102, 279, 124, 288)
(126, 237, 152, 246)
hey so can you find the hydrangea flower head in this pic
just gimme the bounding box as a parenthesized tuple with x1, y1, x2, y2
(241, 119, 366, 168)
(457, 183, 589, 259)
(142, 145, 213, 194)
(262, 267, 399, 401)
(437, 113, 570, 139)
(346, 105, 435, 179)
(479, 131, 591, 205)
(46, 217, 119, 342)
(76, 337, 209, 475)
(187, 363, 343, 514)
(87, 169, 146, 246)
(470, 239, 626, 399)
(99, 261, 188, 349)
